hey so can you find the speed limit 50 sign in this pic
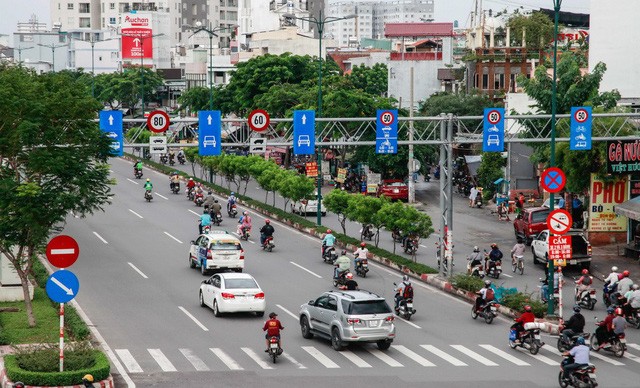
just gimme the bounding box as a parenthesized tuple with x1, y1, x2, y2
(147, 110, 170, 133)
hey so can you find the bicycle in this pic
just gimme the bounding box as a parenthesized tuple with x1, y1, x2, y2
(511, 254, 524, 275)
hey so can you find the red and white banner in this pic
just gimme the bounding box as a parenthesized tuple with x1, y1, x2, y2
(121, 13, 153, 61)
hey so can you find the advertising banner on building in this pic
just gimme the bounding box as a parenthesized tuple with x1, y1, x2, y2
(588, 173, 628, 232)
(121, 12, 153, 61)
(607, 140, 640, 174)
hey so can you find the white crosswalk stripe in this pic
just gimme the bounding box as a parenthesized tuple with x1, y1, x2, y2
(421, 345, 467, 366)
(366, 348, 403, 367)
(450, 345, 498, 366)
(179, 348, 209, 371)
(479, 345, 530, 366)
(115, 349, 143, 373)
(392, 345, 435, 367)
(302, 346, 340, 368)
(545, 345, 625, 366)
(210, 348, 243, 370)
(149, 349, 177, 372)
(340, 350, 373, 368)
(241, 347, 273, 369)
(281, 352, 307, 369)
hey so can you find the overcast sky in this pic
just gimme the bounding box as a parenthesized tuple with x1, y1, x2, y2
(0, 0, 590, 37)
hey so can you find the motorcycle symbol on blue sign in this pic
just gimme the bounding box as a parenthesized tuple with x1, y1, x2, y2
(376, 110, 398, 154)
(570, 107, 592, 151)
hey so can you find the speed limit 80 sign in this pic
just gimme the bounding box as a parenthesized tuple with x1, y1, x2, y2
(147, 110, 170, 133)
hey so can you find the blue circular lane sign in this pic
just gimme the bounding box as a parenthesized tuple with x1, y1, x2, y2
(46, 270, 79, 303)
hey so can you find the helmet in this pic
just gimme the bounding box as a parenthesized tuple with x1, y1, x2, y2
(615, 307, 623, 316)
(265, 219, 270, 224)
(576, 337, 585, 345)
(13, 383, 25, 388)
(484, 279, 492, 287)
(244, 211, 248, 215)
(633, 284, 639, 290)
(490, 243, 498, 248)
(473, 246, 479, 252)
(607, 306, 615, 314)
(82, 374, 94, 383)
(230, 191, 234, 195)
(269, 312, 278, 318)
(573, 305, 582, 313)
(524, 305, 532, 312)
(189, 178, 193, 181)
(623, 270, 630, 277)
(341, 250, 347, 255)
(402, 275, 410, 283)
(146, 178, 150, 182)
(208, 191, 212, 195)
(582, 269, 589, 275)
(346, 273, 353, 280)
(203, 209, 208, 214)
(612, 266, 619, 272)
(360, 242, 366, 248)
(326, 229, 332, 234)
(214, 199, 218, 203)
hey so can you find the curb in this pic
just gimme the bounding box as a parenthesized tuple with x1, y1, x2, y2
(0, 361, 114, 388)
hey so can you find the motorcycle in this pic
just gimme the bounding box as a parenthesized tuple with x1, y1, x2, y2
(322, 245, 338, 264)
(624, 310, 640, 329)
(475, 195, 483, 208)
(168, 154, 175, 166)
(160, 154, 168, 165)
(238, 226, 250, 241)
(262, 236, 275, 252)
(558, 355, 597, 388)
(471, 300, 499, 324)
(403, 238, 418, 255)
(540, 278, 559, 306)
(467, 259, 485, 278)
(508, 323, 545, 354)
(177, 154, 186, 164)
(602, 282, 617, 307)
(202, 224, 211, 234)
(134, 168, 143, 179)
(355, 259, 369, 278)
(511, 254, 525, 275)
(361, 224, 374, 241)
(186, 187, 195, 201)
(485, 258, 502, 279)
(557, 330, 590, 352)
(391, 229, 404, 243)
(194, 193, 204, 207)
(228, 204, 238, 218)
(144, 190, 153, 202)
(333, 270, 351, 288)
(170, 182, 180, 195)
(590, 320, 625, 357)
(424, 173, 430, 182)
(575, 285, 597, 311)
(211, 212, 223, 226)
(267, 336, 282, 364)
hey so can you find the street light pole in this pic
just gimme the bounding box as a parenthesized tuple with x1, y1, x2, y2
(547, 0, 562, 317)
(6, 46, 34, 63)
(121, 32, 164, 117)
(88, 37, 114, 98)
(37, 42, 68, 72)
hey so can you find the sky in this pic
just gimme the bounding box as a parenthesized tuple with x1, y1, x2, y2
(0, 0, 591, 37)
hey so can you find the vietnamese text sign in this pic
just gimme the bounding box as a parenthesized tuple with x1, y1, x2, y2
(336, 168, 347, 183)
(607, 140, 640, 174)
(588, 173, 628, 232)
(570, 106, 592, 150)
(305, 162, 318, 177)
(121, 13, 153, 61)
(376, 110, 397, 154)
(549, 235, 572, 261)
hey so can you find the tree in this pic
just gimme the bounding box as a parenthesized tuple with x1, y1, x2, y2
(506, 11, 554, 50)
(278, 172, 315, 212)
(0, 66, 113, 326)
(345, 63, 388, 96)
(94, 67, 164, 117)
(257, 168, 285, 206)
(347, 195, 388, 247)
(323, 189, 354, 235)
(476, 152, 506, 199)
(177, 86, 211, 114)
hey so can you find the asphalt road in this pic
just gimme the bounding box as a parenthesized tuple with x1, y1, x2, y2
(59, 157, 640, 388)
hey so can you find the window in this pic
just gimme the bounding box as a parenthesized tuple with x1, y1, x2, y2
(224, 278, 258, 289)
(110, 3, 115, 10)
(109, 17, 116, 25)
(79, 17, 91, 28)
(67, 3, 74, 10)
(482, 74, 488, 90)
(58, 3, 60, 10)
(192, 4, 197, 15)
(79, 3, 90, 13)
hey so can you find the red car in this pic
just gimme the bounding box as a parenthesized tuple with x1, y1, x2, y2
(378, 179, 408, 201)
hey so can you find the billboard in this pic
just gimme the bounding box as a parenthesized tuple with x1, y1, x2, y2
(607, 140, 640, 174)
(121, 12, 153, 61)
(588, 173, 628, 232)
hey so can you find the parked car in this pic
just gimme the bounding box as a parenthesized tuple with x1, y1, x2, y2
(531, 229, 592, 269)
(189, 232, 244, 275)
(542, 196, 563, 208)
(377, 179, 408, 201)
(199, 272, 265, 317)
(291, 191, 327, 216)
(299, 290, 396, 351)
(513, 206, 552, 245)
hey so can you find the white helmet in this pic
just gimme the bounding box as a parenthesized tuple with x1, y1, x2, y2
(612, 266, 618, 272)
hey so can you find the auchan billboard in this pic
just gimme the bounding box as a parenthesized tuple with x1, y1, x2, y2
(121, 13, 153, 61)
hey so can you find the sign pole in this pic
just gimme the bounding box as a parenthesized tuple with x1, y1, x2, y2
(558, 267, 563, 319)
(59, 303, 64, 372)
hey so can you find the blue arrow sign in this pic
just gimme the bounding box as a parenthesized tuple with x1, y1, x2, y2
(198, 110, 221, 156)
(46, 270, 79, 303)
(483, 108, 505, 152)
(570, 106, 592, 151)
(99, 110, 123, 156)
(376, 109, 398, 154)
(293, 110, 315, 155)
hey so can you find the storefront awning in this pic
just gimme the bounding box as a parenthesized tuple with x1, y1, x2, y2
(614, 196, 640, 221)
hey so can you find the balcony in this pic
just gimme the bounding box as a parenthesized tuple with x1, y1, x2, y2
(390, 52, 442, 61)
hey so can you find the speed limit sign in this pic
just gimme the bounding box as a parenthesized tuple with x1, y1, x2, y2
(486, 109, 502, 125)
(574, 108, 589, 123)
(379, 111, 395, 126)
(248, 109, 270, 133)
(147, 110, 170, 133)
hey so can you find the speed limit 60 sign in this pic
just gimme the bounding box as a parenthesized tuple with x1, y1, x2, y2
(248, 109, 270, 133)
(147, 110, 170, 133)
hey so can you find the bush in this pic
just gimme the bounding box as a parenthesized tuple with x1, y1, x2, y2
(451, 274, 485, 293)
(499, 291, 546, 318)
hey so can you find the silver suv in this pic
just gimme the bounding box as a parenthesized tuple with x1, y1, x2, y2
(299, 290, 396, 351)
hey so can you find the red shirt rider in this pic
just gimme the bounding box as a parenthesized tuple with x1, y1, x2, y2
(515, 311, 536, 325)
(263, 314, 284, 338)
(186, 179, 196, 189)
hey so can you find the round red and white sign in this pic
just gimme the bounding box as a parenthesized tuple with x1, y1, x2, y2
(574, 108, 589, 123)
(248, 109, 270, 132)
(379, 111, 395, 126)
(147, 110, 170, 133)
(486, 109, 502, 125)
(547, 209, 573, 235)
(46, 235, 80, 268)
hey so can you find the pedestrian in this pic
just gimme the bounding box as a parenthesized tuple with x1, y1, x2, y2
(558, 193, 566, 209)
(469, 186, 479, 207)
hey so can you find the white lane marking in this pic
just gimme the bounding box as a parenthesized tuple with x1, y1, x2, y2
(127, 262, 148, 279)
(301, 346, 340, 368)
(241, 347, 273, 369)
(115, 349, 143, 373)
(366, 348, 403, 367)
(450, 345, 498, 366)
(93, 232, 108, 244)
(420, 345, 467, 366)
(148, 349, 177, 372)
(290, 261, 322, 278)
(392, 345, 435, 366)
(178, 306, 209, 331)
(188, 209, 200, 217)
(128, 209, 143, 219)
(627, 343, 640, 351)
(110, 169, 115, 173)
(276, 304, 298, 320)
(546, 346, 625, 366)
(282, 352, 307, 369)
(127, 178, 139, 185)
(623, 350, 640, 363)
(501, 273, 513, 278)
(420, 244, 428, 248)
(210, 348, 243, 370)
(394, 315, 421, 329)
(524, 351, 560, 366)
(155, 192, 168, 200)
(479, 345, 530, 366)
(164, 231, 183, 244)
(248, 239, 255, 244)
(179, 348, 210, 371)
(340, 350, 372, 367)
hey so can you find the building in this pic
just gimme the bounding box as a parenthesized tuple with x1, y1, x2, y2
(67, 29, 121, 73)
(13, 23, 70, 72)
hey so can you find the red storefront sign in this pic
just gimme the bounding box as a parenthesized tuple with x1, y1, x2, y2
(549, 235, 572, 261)
(121, 13, 153, 61)
(305, 162, 318, 177)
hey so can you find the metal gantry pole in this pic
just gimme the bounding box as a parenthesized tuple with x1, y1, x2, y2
(408, 67, 415, 203)
(439, 114, 447, 276)
(446, 114, 454, 276)
(316, 14, 324, 226)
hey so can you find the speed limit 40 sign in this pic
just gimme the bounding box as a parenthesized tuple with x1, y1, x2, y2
(147, 110, 170, 133)
(248, 109, 270, 133)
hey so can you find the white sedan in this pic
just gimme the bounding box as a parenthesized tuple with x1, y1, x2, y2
(199, 272, 266, 317)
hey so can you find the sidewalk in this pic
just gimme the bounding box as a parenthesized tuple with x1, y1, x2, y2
(590, 244, 638, 280)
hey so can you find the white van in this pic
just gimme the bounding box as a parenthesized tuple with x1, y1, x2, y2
(189, 232, 244, 275)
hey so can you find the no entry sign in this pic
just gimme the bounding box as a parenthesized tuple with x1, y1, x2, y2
(46, 235, 79, 268)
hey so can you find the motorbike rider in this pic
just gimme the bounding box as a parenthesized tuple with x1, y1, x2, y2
(561, 336, 590, 382)
(486, 243, 503, 274)
(177, 149, 185, 161)
(263, 312, 284, 352)
(82, 374, 95, 388)
(341, 273, 359, 290)
(322, 229, 336, 257)
(199, 209, 212, 235)
(334, 250, 351, 279)
(475, 279, 494, 312)
(354, 242, 369, 270)
(510, 238, 526, 266)
(203, 191, 216, 210)
(612, 307, 627, 340)
(134, 160, 143, 175)
(143, 178, 153, 193)
(624, 284, 640, 318)
(604, 266, 620, 301)
(227, 191, 237, 213)
(186, 177, 196, 196)
(617, 270, 633, 295)
(210, 199, 222, 219)
(510, 305, 535, 343)
(238, 211, 252, 236)
(260, 219, 275, 246)
(395, 275, 413, 312)
(561, 305, 586, 344)
(169, 171, 180, 191)
(168, 150, 175, 164)
(468, 246, 483, 274)
(594, 307, 615, 347)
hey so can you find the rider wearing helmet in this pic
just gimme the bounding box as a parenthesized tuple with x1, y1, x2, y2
(395, 275, 413, 311)
(511, 305, 536, 343)
(199, 208, 212, 234)
(263, 312, 284, 352)
(334, 249, 351, 279)
(82, 374, 95, 388)
(354, 242, 369, 270)
(227, 191, 237, 213)
(575, 268, 593, 301)
(186, 177, 196, 190)
(486, 243, 503, 274)
(561, 305, 586, 344)
(342, 272, 359, 290)
(605, 266, 620, 287)
(595, 306, 616, 346)
(322, 229, 336, 257)
(238, 211, 252, 236)
(135, 160, 143, 174)
(143, 178, 153, 192)
(203, 191, 215, 210)
(612, 307, 627, 339)
(259, 219, 275, 245)
(625, 284, 640, 318)
(562, 336, 590, 382)
(475, 279, 494, 312)
(617, 270, 633, 295)
(468, 246, 483, 271)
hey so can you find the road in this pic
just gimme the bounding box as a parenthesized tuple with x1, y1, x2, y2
(60, 157, 640, 387)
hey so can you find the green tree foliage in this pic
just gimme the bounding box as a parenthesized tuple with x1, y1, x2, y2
(177, 86, 211, 114)
(419, 92, 495, 117)
(0, 66, 113, 326)
(345, 63, 388, 96)
(323, 189, 354, 235)
(278, 172, 315, 212)
(381, 202, 433, 255)
(506, 11, 554, 50)
(476, 152, 506, 199)
(93, 67, 164, 117)
(347, 195, 389, 247)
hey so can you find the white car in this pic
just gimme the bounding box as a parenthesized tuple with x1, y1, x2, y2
(199, 272, 266, 317)
(291, 193, 326, 216)
(188, 232, 244, 275)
